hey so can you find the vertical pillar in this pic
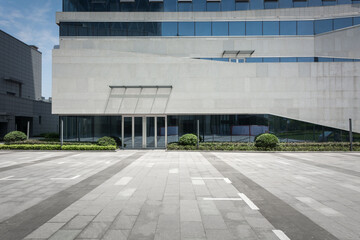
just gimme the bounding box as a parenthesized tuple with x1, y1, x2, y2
(165, 116, 168, 148)
(121, 116, 124, 149)
(197, 119, 200, 149)
(61, 118, 64, 147)
(143, 116, 146, 148)
(349, 118, 353, 151)
(132, 117, 134, 148)
(154, 116, 157, 148)
(27, 121, 30, 140)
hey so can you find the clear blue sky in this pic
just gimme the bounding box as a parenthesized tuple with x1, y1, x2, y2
(0, 0, 61, 98)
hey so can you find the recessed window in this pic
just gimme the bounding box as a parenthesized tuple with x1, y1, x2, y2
(39, 116, 42, 125)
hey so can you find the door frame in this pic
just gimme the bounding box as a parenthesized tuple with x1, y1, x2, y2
(121, 115, 167, 149)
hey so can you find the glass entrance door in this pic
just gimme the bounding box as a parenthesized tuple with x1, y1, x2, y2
(122, 116, 167, 149)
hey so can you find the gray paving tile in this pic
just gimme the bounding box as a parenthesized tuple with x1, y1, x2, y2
(77, 222, 111, 239)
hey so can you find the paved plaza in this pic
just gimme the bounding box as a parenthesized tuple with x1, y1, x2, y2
(0, 151, 359, 240)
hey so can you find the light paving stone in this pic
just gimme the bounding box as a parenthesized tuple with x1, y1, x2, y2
(202, 215, 227, 230)
(25, 223, 66, 239)
(77, 222, 111, 239)
(111, 215, 138, 230)
(48, 230, 81, 240)
(180, 222, 206, 239)
(101, 230, 130, 240)
(64, 216, 95, 230)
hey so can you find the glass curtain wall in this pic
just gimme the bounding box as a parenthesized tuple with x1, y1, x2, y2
(61, 115, 360, 143)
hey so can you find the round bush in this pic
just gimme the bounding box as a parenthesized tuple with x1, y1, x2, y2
(97, 136, 116, 146)
(4, 131, 27, 143)
(179, 134, 198, 146)
(110, 136, 122, 147)
(255, 133, 279, 149)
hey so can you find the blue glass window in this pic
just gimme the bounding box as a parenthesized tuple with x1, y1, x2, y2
(193, 0, 206, 11)
(178, 2, 192, 11)
(337, 0, 351, 3)
(178, 22, 194, 36)
(235, 1, 250, 10)
(314, 19, 333, 34)
(246, 58, 263, 62)
(297, 21, 314, 35)
(263, 21, 279, 35)
(334, 18, 353, 30)
(250, 0, 264, 9)
(229, 21, 245, 35)
(298, 57, 315, 62)
(280, 57, 297, 62)
(334, 58, 353, 62)
(162, 22, 177, 36)
(293, 1, 308, 7)
(322, 0, 336, 6)
(221, 0, 235, 10)
(308, 0, 322, 6)
(318, 57, 334, 62)
(195, 22, 212, 36)
(164, 0, 177, 11)
(264, 0, 279, 9)
(280, 21, 296, 35)
(213, 58, 229, 61)
(207, 2, 221, 11)
(279, 0, 293, 8)
(246, 21, 262, 35)
(263, 57, 280, 62)
(355, 17, 360, 25)
(212, 22, 229, 36)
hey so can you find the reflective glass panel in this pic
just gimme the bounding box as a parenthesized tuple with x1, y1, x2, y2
(246, 58, 263, 62)
(293, 1, 308, 7)
(280, 57, 297, 62)
(333, 18, 353, 30)
(178, 22, 195, 36)
(264, 0, 279, 9)
(308, 0, 322, 6)
(263, 57, 280, 62)
(221, 0, 235, 10)
(235, 2, 250, 10)
(354, 17, 360, 25)
(178, 2, 192, 11)
(162, 22, 177, 36)
(229, 21, 245, 35)
(212, 22, 229, 36)
(195, 22, 212, 36)
(314, 19, 333, 34)
(193, 0, 206, 11)
(250, 0, 264, 9)
(297, 21, 314, 35)
(246, 21, 262, 35)
(263, 21, 279, 35)
(280, 21, 296, 35)
(279, 0, 293, 8)
(298, 57, 315, 62)
(146, 117, 155, 148)
(164, 0, 177, 11)
(207, 2, 221, 11)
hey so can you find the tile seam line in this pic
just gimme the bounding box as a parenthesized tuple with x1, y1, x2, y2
(201, 152, 340, 240)
(0, 152, 145, 240)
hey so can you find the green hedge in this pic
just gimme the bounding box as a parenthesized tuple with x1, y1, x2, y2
(167, 142, 360, 151)
(0, 144, 61, 150)
(61, 145, 116, 151)
(0, 144, 116, 151)
(9, 140, 93, 145)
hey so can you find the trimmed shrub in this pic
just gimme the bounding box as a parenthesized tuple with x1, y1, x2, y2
(97, 136, 116, 146)
(4, 131, 27, 143)
(62, 145, 116, 151)
(0, 144, 61, 150)
(255, 133, 279, 149)
(179, 134, 198, 146)
(110, 136, 122, 147)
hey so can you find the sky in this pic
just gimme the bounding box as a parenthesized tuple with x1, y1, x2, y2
(0, 0, 62, 98)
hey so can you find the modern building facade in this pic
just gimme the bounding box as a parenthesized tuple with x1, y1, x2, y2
(54, 0, 360, 148)
(0, 30, 58, 139)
